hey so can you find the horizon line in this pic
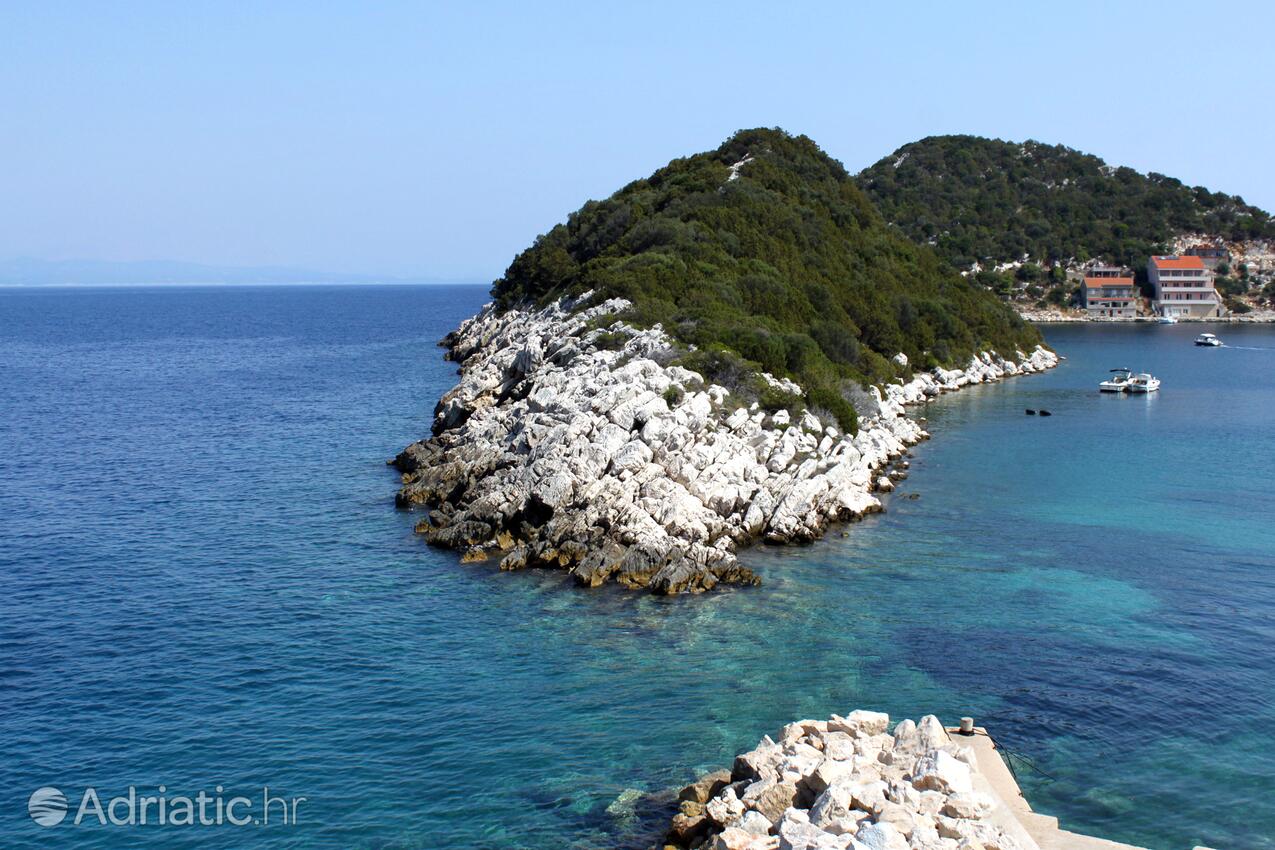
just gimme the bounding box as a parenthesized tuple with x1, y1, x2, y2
(0, 280, 492, 290)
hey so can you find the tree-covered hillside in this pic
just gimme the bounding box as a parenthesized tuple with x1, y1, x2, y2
(493, 128, 1041, 432)
(857, 135, 1275, 271)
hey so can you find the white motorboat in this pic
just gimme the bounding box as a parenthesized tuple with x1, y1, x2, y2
(1195, 333, 1222, 346)
(1126, 372, 1161, 393)
(1099, 368, 1134, 392)
(1158, 316, 1178, 324)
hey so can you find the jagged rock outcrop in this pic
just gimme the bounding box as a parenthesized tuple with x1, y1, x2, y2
(666, 710, 1035, 850)
(394, 293, 1058, 592)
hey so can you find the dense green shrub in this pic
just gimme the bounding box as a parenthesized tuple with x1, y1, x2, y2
(858, 136, 1275, 270)
(806, 384, 858, 433)
(492, 129, 1041, 435)
(1217, 276, 1246, 297)
(592, 331, 629, 351)
(1045, 285, 1071, 306)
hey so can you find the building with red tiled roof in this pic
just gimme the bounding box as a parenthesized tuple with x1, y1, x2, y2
(1080, 267, 1137, 317)
(1148, 255, 1222, 318)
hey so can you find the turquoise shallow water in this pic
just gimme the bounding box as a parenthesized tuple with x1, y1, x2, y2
(1, 287, 1273, 850)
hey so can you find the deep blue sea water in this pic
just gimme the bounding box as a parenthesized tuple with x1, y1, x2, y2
(1, 285, 1272, 850)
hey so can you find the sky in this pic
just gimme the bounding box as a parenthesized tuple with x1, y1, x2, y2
(2, 1, 1272, 283)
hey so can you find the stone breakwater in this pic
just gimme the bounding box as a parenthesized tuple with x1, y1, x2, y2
(666, 711, 1037, 850)
(393, 293, 1058, 592)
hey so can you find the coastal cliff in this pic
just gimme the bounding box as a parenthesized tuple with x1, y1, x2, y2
(393, 293, 1056, 592)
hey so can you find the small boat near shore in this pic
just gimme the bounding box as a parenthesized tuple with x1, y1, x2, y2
(1099, 368, 1133, 392)
(1195, 333, 1222, 346)
(1127, 372, 1161, 393)
(1158, 316, 1178, 325)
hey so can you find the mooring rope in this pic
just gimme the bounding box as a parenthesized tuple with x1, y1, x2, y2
(957, 728, 1057, 784)
(983, 730, 1056, 782)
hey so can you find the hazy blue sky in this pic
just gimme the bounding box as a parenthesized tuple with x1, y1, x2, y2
(3, 1, 1272, 282)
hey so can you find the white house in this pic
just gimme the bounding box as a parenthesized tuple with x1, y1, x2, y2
(1148, 255, 1223, 318)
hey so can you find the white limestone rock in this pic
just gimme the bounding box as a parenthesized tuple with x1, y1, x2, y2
(676, 710, 1060, 850)
(806, 757, 855, 796)
(713, 826, 772, 850)
(855, 821, 909, 850)
(742, 777, 802, 823)
(734, 736, 784, 782)
(911, 750, 974, 795)
(713, 826, 777, 850)
(876, 802, 919, 839)
(829, 710, 891, 737)
(809, 783, 855, 827)
(707, 786, 747, 825)
(395, 292, 1058, 593)
(916, 715, 950, 751)
(735, 809, 774, 835)
(942, 791, 995, 819)
(821, 731, 859, 761)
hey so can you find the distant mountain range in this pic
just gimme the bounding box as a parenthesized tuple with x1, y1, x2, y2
(0, 258, 458, 286)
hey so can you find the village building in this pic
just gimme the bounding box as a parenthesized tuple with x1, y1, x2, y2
(1185, 243, 1230, 270)
(1148, 255, 1223, 318)
(1080, 266, 1138, 317)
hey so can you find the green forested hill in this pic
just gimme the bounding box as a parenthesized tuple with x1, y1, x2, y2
(857, 135, 1275, 271)
(492, 128, 1040, 432)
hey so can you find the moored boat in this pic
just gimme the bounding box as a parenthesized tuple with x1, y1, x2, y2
(1099, 368, 1134, 392)
(1127, 372, 1161, 393)
(1158, 316, 1178, 324)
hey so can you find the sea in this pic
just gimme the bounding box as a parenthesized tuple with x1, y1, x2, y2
(1, 284, 1272, 850)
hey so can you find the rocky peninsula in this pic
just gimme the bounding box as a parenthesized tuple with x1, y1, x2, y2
(393, 292, 1057, 592)
(392, 129, 1055, 591)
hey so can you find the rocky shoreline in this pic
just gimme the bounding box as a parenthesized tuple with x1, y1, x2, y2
(1017, 308, 1275, 323)
(660, 710, 1145, 850)
(665, 711, 1020, 850)
(393, 294, 1058, 592)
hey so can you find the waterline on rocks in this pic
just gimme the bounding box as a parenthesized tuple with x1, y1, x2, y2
(394, 293, 1058, 591)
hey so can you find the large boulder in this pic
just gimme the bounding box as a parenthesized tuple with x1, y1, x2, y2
(855, 821, 909, 850)
(828, 710, 890, 737)
(680, 769, 734, 804)
(706, 786, 747, 826)
(942, 791, 995, 819)
(804, 757, 854, 796)
(735, 809, 773, 835)
(911, 750, 973, 795)
(741, 777, 802, 823)
(775, 809, 825, 850)
(733, 737, 784, 783)
(916, 715, 950, 750)
(713, 826, 768, 850)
